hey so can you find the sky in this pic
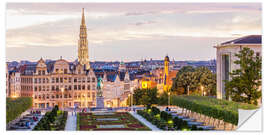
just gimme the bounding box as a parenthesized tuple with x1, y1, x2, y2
(6, 3, 262, 62)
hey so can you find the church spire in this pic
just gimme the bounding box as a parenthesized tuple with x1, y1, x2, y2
(78, 8, 90, 70)
(81, 8, 86, 26)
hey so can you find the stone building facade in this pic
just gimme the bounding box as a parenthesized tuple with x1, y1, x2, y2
(32, 58, 97, 108)
(215, 35, 262, 99)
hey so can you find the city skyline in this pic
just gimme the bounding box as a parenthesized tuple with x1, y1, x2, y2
(6, 3, 261, 62)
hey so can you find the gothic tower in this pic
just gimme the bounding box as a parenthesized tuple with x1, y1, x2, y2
(78, 8, 90, 69)
(163, 55, 170, 91)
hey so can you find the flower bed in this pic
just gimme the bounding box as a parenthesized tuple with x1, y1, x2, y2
(77, 112, 150, 131)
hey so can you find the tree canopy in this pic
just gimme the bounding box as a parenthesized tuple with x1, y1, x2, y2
(225, 47, 262, 105)
(172, 66, 216, 96)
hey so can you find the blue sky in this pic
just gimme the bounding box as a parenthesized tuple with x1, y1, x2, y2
(6, 3, 262, 62)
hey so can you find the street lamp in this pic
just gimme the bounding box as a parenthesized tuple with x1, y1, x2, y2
(131, 87, 134, 111)
(128, 93, 131, 106)
(61, 87, 64, 109)
(168, 91, 170, 107)
(201, 86, 204, 96)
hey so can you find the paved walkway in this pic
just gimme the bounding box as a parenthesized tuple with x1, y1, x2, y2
(129, 111, 161, 131)
(64, 112, 77, 131)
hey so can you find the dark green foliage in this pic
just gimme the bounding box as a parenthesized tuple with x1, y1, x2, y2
(225, 47, 262, 105)
(151, 106, 160, 115)
(33, 106, 67, 131)
(132, 88, 158, 106)
(171, 95, 257, 125)
(172, 66, 216, 96)
(6, 97, 32, 123)
(137, 107, 191, 130)
(158, 91, 169, 105)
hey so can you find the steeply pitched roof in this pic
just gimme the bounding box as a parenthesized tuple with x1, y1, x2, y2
(221, 35, 261, 45)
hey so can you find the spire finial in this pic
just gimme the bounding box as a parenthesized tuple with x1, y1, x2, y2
(81, 8, 85, 25)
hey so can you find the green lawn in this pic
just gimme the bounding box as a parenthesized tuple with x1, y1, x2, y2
(6, 97, 32, 124)
(171, 95, 258, 125)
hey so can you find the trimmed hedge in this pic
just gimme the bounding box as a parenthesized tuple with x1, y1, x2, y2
(6, 97, 32, 123)
(171, 95, 258, 125)
(137, 106, 193, 130)
(33, 106, 68, 131)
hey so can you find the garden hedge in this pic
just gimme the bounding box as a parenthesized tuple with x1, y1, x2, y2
(6, 97, 32, 123)
(171, 95, 258, 125)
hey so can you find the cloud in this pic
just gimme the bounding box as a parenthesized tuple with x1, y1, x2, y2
(6, 3, 262, 49)
(128, 20, 156, 26)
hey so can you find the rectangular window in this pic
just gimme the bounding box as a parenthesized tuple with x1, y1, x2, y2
(74, 85, 77, 90)
(82, 78, 85, 83)
(56, 78, 59, 83)
(78, 85, 81, 90)
(69, 77, 72, 83)
(60, 78, 63, 83)
(222, 54, 230, 99)
(64, 69, 68, 74)
(92, 77, 95, 82)
(74, 78, 77, 83)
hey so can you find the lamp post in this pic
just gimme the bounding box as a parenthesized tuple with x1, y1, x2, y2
(187, 85, 190, 95)
(131, 87, 134, 111)
(168, 91, 170, 107)
(61, 87, 64, 110)
(201, 86, 204, 96)
(128, 94, 131, 108)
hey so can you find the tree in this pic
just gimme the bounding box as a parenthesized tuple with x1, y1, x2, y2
(225, 47, 262, 105)
(172, 66, 217, 96)
(195, 67, 216, 96)
(172, 66, 198, 94)
(132, 87, 158, 106)
(158, 91, 169, 105)
(133, 88, 145, 105)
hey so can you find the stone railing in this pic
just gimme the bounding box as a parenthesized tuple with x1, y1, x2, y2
(180, 108, 237, 130)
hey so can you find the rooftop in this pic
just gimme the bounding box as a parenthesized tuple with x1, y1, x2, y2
(221, 35, 262, 45)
